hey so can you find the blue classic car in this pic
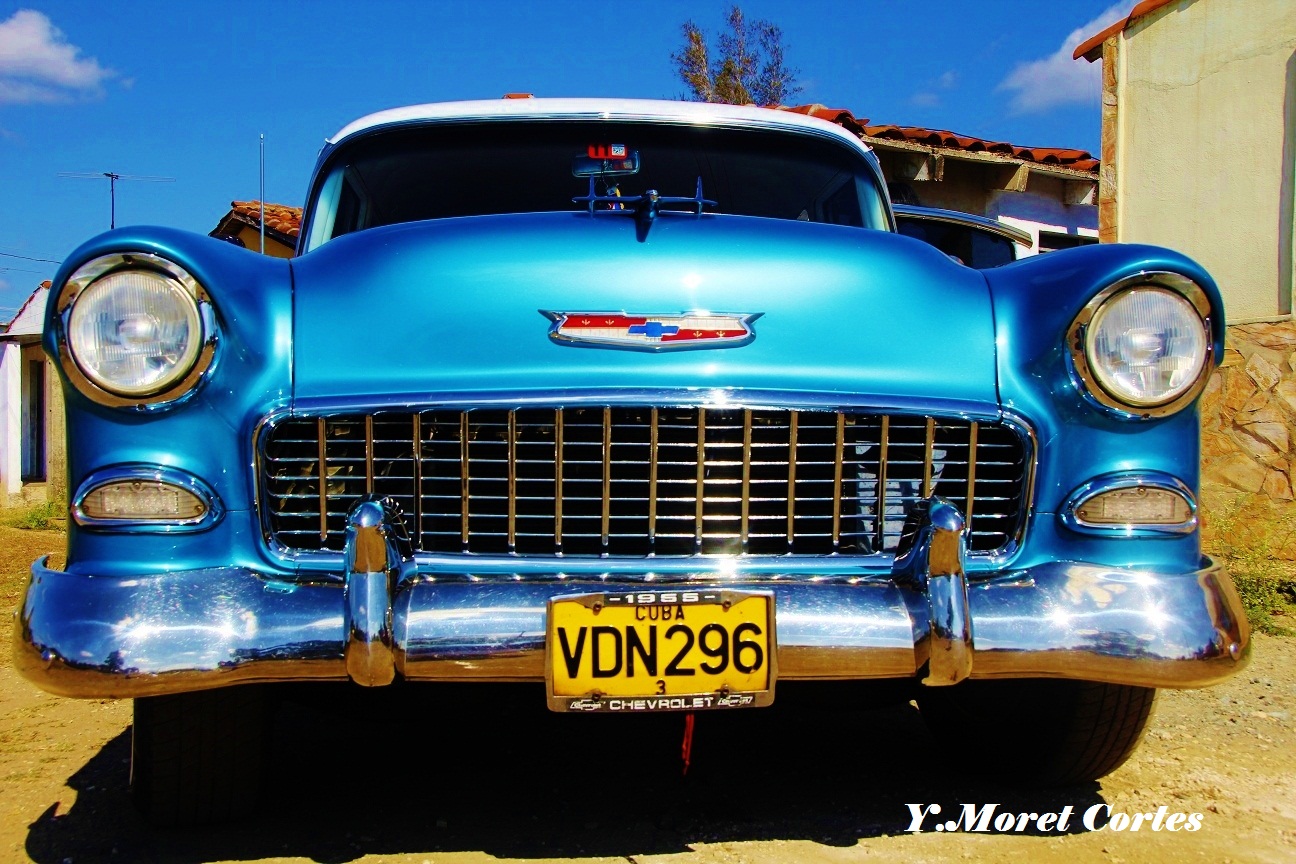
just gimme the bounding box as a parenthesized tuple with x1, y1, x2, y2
(15, 98, 1249, 823)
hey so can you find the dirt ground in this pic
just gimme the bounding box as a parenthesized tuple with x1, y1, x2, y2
(2, 525, 1294, 864)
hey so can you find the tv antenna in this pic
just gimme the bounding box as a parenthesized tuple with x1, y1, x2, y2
(58, 171, 175, 229)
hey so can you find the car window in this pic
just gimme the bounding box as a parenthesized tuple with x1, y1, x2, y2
(895, 216, 1017, 269)
(305, 121, 889, 248)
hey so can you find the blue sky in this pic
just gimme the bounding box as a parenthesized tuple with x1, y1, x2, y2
(0, 0, 1125, 316)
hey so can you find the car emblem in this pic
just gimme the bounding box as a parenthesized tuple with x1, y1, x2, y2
(541, 311, 762, 352)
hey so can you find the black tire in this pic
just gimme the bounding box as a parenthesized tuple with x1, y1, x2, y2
(916, 679, 1156, 784)
(131, 686, 271, 826)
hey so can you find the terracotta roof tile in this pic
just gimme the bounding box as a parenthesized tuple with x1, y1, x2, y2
(1073, 0, 1178, 61)
(230, 200, 303, 237)
(775, 104, 1096, 172)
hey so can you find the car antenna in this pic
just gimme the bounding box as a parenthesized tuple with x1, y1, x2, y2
(58, 171, 175, 230)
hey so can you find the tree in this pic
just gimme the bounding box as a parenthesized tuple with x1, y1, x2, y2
(672, 6, 802, 107)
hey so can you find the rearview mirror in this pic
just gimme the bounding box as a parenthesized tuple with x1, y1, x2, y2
(572, 150, 640, 177)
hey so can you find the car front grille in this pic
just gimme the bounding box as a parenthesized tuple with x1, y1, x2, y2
(259, 406, 1029, 558)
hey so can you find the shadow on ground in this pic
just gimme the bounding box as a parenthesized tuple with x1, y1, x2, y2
(25, 683, 1108, 863)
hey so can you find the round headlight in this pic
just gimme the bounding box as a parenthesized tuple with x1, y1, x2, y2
(1085, 287, 1208, 408)
(60, 254, 212, 404)
(1069, 273, 1213, 418)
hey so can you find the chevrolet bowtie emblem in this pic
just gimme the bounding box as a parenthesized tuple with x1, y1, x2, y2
(541, 311, 762, 352)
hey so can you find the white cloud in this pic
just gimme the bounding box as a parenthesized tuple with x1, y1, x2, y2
(0, 9, 114, 105)
(909, 70, 959, 109)
(997, 4, 1125, 114)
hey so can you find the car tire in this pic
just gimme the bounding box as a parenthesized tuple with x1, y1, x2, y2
(130, 686, 271, 826)
(916, 679, 1156, 784)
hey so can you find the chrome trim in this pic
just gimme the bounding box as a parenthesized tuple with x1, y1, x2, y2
(71, 464, 223, 532)
(876, 415, 889, 552)
(1061, 471, 1198, 536)
(786, 409, 798, 551)
(891, 498, 972, 686)
(459, 412, 470, 550)
(922, 416, 935, 498)
(742, 409, 753, 554)
(326, 100, 880, 157)
(892, 204, 1035, 248)
(508, 409, 518, 553)
(364, 415, 374, 495)
(317, 417, 328, 543)
(695, 407, 706, 555)
(965, 421, 978, 528)
(250, 394, 1038, 572)
(601, 406, 611, 554)
(15, 554, 1249, 698)
(412, 414, 424, 542)
(287, 388, 1002, 418)
(1066, 271, 1215, 419)
(554, 408, 564, 554)
(832, 413, 844, 552)
(542, 310, 762, 353)
(990, 409, 1038, 569)
(343, 498, 412, 687)
(53, 252, 219, 410)
(648, 407, 657, 552)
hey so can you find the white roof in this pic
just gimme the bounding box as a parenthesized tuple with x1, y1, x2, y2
(2, 284, 48, 339)
(327, 98, 871, 154)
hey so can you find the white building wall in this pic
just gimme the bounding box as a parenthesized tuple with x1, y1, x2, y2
(987, 190, 1099, 258)
(0, 342, 23, 502)
(1116, 0, 1296, 322)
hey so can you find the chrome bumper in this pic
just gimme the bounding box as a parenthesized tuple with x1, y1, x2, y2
(13, 497, 1250, 699)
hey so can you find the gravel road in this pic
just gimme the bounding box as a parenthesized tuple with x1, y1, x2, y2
(3, 526, 1293, 864)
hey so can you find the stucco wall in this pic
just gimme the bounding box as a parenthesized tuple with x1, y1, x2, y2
(1116, 0, 1296, 322)
(0, 343, 20, 503)
(234, 224, 294, 259)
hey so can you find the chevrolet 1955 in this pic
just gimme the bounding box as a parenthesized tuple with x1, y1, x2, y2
(14, 98, 1250, 824)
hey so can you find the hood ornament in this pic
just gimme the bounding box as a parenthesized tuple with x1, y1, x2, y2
(541, 311, 762, 352)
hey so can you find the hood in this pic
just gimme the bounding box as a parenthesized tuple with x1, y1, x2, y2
(289, 213, 997, 410)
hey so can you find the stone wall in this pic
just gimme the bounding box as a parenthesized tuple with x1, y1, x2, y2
(1201, 320, 1296, 498)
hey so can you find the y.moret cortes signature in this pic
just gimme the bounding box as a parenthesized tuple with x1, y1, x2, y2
(905, 803, 1204, 834)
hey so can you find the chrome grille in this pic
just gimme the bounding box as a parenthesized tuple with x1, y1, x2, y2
(260, 407, 1029, 557)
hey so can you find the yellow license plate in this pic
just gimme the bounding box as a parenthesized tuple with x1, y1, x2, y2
(545, 589, 776, 712)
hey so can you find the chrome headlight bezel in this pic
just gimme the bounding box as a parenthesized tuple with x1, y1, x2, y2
(55, 253, 218, 409)
(1067, 272, 1213, 419)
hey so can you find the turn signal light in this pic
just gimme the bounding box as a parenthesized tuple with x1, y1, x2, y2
(1076, 486, 1192, 526)
(78, 480, 206, 522)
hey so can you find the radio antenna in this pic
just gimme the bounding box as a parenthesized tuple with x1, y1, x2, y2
(58, 171, 175, 229)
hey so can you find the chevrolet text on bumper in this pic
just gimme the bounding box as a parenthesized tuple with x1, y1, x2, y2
(14, 97, 1249, 824)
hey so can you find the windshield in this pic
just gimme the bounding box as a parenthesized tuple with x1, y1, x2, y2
(303, 120, 889, 250)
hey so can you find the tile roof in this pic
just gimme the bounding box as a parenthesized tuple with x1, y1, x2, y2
(228, 200, 303, 238)
(1073, 0, 1179, 61)
(779, 104, 1098, 172)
